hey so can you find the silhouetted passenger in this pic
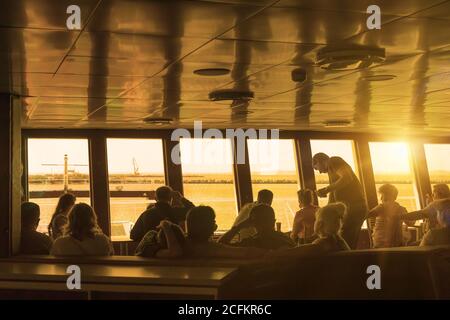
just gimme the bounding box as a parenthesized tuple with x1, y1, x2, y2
(267, 203, 350, 259)
(48, 193, 76, 240)
(20, 202, 52, 255)
(402, 184, 450, 231)
(183, 206, 266, 259)
(135, 220, 185, 258)
(291, 189, 318, 244)
(232, 189, 273, 241)
(420, 199, 450, 246)
(368, 184, 406, 248)
(51, 203, 113, 256)
(219, 204, 295, 250)
(313, 153, 367, 249)
(130, 186, 194, 242)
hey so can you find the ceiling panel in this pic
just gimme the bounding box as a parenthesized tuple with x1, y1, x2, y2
(0, 0, 447, 135)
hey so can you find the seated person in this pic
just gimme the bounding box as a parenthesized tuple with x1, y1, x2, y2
(51, 203, 114, 256)
(48, 193, 76, 240)
(179, 206, 266, 259)
(20, 202, 53, 255)
(402, 184, 450, 231)
(231, 189, 273, 241)
(219, 204, 296, 250)
(420, 199, 450, 246)
(135, 220, 185, 258)
(291, 189, 318, 244)
(130, 186, 194, 242)
(368, 184, 406, 248)
(266, 203, 350, 259)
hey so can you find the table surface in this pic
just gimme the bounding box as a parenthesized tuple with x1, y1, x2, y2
(0, 261, 238, 287)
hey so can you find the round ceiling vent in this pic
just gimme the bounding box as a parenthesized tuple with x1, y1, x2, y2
(194, 68, 230, 76)
(291, 68, 307, 83)
(316, 45, 385, 71)
(209, 89, 254, 101)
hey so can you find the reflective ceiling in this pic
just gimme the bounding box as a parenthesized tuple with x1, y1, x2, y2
(1, 0, 450, 135)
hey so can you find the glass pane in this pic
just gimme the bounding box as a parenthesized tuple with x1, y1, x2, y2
(369, 142, 420, 212)
(424, 144, 450, 191)
(248, 139, 300, 232)
(310, 140, 358, 207)
(27, 139, 90, 234)
(107, 139, 165, 241)
(180, 138, 236, 231)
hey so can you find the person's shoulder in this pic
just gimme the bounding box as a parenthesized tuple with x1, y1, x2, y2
(94, 233, 111, 243)
(34, 231, 53, 243)
(53, 213, 67, 224)
(53, 235, 71, 244)
(241, 202, 255, 212)
(394, 202, 408, 213)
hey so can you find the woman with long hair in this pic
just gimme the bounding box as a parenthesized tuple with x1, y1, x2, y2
(50, 203, 113, 256)
(48, 193, 76, 240)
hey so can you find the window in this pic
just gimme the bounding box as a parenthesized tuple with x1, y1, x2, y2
(107, 139, 165, 240)
(424, 144, 450, 190)
(369, 142, 420, 212)
(248, 139, 300, 232)
(180, 138, 236, 230)
(310, 140, 358, 207)
(27, 138, 90, 234)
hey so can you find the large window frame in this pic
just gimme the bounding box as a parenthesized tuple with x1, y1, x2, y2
(21, 129, 449, 248)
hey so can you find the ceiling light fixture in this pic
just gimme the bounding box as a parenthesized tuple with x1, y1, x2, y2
(194, 68, 230, 76)
(362, 74, 396, 81)
(142, 117, 172, 125)
(316, 44, 385, 71)
(209, 89, 254, 101)
(324, 119, 352, 127)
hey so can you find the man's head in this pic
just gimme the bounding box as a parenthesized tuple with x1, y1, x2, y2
(433, 184, 450, 200)
(249, 204, 276, 234)
(312, 153, 330, 173)
(437, 199, 450, 228)
(256, 189, 274, 206)
(155, 186, 173, 203)
(378, 184, 398, 204)
(185, 206, 217, 243)
(21, 202, 40, 231)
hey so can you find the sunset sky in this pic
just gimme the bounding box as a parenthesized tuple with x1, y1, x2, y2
(27, 138, 450, 176)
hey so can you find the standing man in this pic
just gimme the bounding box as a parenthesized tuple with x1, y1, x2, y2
(312, 153, 367, 249)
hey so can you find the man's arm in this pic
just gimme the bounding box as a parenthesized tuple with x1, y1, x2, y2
(326, 165, 353, 193)
(218, 217, 253, 244)
(155, 222, 184, 259)
(367, 204, 382, 218)
(401, 209, 427, 221)
(218, 226, 242, 244)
